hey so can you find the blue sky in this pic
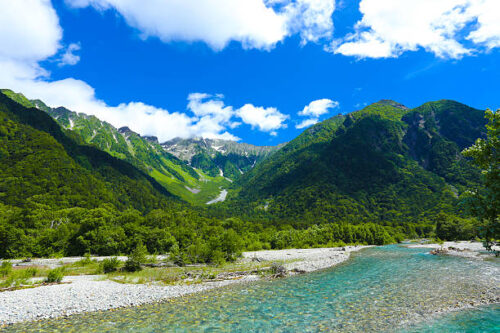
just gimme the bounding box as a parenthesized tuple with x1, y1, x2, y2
(1, 0, 499, 145)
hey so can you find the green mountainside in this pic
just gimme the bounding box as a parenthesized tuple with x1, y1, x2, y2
(1, 91, 232, 205)
(229, 100, 485, 230)
(4, 90, 281, 205)
(0, 89, 490, 259)
(0, 90, 258, 260)
(0, 91, 178, 212)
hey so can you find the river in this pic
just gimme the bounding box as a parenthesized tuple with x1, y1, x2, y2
(6, 245, 499, 332)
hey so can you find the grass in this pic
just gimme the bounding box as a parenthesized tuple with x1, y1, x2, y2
(105, 260, 279, 285)
(0, 264, 51, 289)
(0, 254, 299, 292)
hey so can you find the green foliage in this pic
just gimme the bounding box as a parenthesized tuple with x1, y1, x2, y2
(124, 242, 148, 272)
(0, 91, 490, 262)
(100, 257, 121, 273)
(228, 100, 484, 234)
(46, 267, 64, 283)
(0, 92, 177, 214)
(0, 261, 13, 277)
(435, 212, 478, 241)
(462, 109, 500, 250)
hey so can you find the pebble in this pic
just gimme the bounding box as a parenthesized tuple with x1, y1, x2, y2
(0, 275, 259, 325)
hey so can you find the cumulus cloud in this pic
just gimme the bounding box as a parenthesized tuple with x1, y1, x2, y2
(65, 0, 335, 50)
(0, 0, 291, 142)
(276, 0, 336, 44)
(0, 0, 62, 61)
(296, 98, 338, 129)
(58, 43, 81, 66)
(236, 104, 289, 132)
(296, 118, 319, 129)
(332, 0, 500, 59)
(466, 0, 500, 49)
(298, 98, 338, 117)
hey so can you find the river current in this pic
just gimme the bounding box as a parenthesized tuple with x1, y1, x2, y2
(6, 245, 499, 332)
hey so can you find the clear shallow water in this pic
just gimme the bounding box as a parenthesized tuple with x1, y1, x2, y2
(6, 245, 499, 332)
(403, 304, 500, 332)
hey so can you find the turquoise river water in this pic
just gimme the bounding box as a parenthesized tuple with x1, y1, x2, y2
(5, 245, 500, 332)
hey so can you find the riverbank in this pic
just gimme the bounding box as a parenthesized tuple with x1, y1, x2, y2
(0, 246, 368, 326)
(406, 241, 499, 259)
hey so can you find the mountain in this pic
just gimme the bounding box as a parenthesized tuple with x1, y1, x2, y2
(2, 90, 283, 205)
(0, 89, 489, 258)
(162, 137, 283, 179)
(0, 90, 176, 212)
(0, 91, 235, 205)
(2, 89, 484, 224)
(230, 100, 485, 228)
(0, 90, 256, 259)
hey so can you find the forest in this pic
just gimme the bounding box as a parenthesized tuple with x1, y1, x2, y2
(0, 91, 498, 262)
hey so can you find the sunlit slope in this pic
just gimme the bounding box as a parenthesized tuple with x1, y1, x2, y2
(0, 91, 177, 212)
(230, 100, 485, 224)
(1, 90, 229, 205)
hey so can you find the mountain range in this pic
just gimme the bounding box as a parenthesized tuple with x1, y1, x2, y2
(1, 89, 279, 205)
(0, 89, 486, 229)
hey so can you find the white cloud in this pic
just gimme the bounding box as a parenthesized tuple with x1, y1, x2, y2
(66, 0, 288, 50)
(296, 118, 319, 129)
(236, 104, 289, 132)
(332, 0, 500, 59)
(0, 0, 62, 61)
(65, 0, 335, 50)
(296, 98, 338, 129)
(59, 43, 81, 66)
(298, 98, 338, 117)
(281, 0, 336, 44)
(466, 0, 500, 49)
(0, 0, 290, 143)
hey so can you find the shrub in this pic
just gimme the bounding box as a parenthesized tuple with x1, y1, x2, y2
(46, 268, 64, 283)
(209, 250, 226, 266)
(100, 257, 121, 273)
(74, 253, 93, 267)
(0, 261, 13, 277)
(22, 267, 38, 278)
(124, 242, 148, 272)
(270, 262, 287, 277)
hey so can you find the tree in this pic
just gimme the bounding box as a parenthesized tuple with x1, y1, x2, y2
(462, 109, 500, 251)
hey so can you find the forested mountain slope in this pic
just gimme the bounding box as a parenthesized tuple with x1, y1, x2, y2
(1, 90, 285, 204)
(0, 91, 176, 212)
(0, 90, 243, 259)
(229, 100, 485, 227)
(0, 90, 235, 204)
(0, 90, 490, 258)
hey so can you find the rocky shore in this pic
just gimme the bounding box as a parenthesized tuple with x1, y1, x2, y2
(243, 245, 371, 273)
(0, 246, 368, 326)
(407, 241, 499, 259)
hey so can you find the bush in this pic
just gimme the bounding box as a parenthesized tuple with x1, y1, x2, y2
(46, 268, 64, 283)
(100, 257, 121, 273)
(74, 253, 93, 267)
(124, 242, 148, 272)
(270, 262, 287, 277)
(22, 267, 38, 278)
(0, 261, 12, 277)
(209, 249, 226, 266)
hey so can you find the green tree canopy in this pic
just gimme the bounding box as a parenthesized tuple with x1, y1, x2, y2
(462, 109, 500, 250)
